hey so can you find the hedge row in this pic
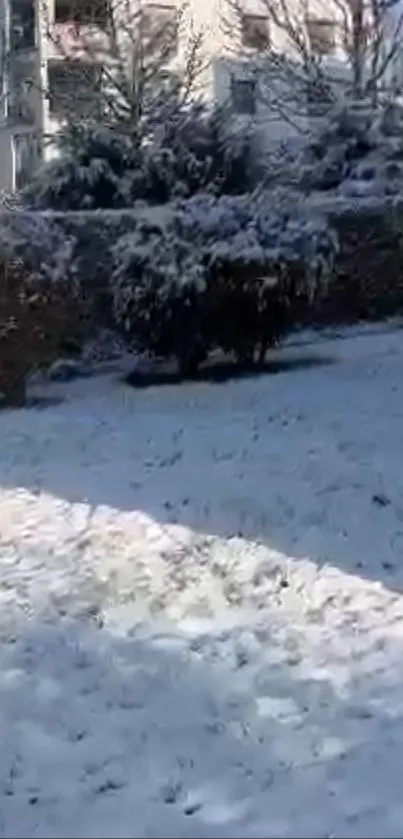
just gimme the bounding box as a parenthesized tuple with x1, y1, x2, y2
(312, 198, 403, 323)
(16, 197, 403, 328)
(1, 194, 403, 397)
(108, 194, 336, 371)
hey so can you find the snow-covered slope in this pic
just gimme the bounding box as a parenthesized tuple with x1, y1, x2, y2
(1, 326, 403, 837)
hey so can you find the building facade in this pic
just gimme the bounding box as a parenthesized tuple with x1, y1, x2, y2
(0, 0, 401, 192)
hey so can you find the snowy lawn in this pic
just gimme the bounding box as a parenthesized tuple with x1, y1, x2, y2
(2, 326, 403, 837)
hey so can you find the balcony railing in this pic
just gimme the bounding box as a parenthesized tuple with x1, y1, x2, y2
(8, 95, 37, 125)
(46, 22, 109, 61)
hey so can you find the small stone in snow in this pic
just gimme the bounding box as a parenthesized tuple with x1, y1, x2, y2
(162, 782, 182, 804)
(96, 779, 124, 793)
(69, 729, 86, 742)
(382, 560, 395, 571)
(372, 493, 391, 507)
(235, 647, 249, 668)
(184, 802, 202, 816)
(347, 706, 374, 720)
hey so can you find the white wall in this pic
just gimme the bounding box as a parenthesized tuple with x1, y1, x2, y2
(0, 129, 15, 192)
(0, 125, 40, 191)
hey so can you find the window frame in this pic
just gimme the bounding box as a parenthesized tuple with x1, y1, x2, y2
(305, 16, 336, 56)
(230, 76, 257, 115)
(141, 3, 179, 57)
(54, 0, 110, 28)
(241, 13, 270, 50)
(47, 58, 103, 118)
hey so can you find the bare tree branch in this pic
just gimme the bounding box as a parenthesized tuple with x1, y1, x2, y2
(222, 0, 403, 127)
(33, 0, 206, 143)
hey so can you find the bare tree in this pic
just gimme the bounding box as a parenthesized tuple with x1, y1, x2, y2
(39, 0, 206, 142)
(222, 0, 403, 131)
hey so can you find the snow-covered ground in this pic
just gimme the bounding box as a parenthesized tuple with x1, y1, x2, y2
(2, 326, 403, 837)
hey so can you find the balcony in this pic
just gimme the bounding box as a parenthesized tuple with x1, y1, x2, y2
(46, 22, 110, 62)
(10, 0, 37, 53)
(7, 86, 37, 127)
(54, 0, 110, 28)
(47, 59, 103, 120)
(7, 53, 38, 127)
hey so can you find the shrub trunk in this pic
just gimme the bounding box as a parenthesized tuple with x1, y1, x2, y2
(0, 364, 27, 407)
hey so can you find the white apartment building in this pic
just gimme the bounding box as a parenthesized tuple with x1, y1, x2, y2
(0, 0, 401, 192)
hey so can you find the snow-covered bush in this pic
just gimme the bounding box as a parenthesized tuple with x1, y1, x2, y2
(310, 197, 403, 323)
(300, 105, 375, 192)
(112, 191, 337, 372)
(112, 215, 208, 375)
(146, 101, 259, 198)
(47, 209, 142, 336)
(23, 127, 145, 210)
(299, 102, 403, 197)
(275, 104, 403, 322)
(179, 191, 337, 362)
(23, 105, 258, 211)
(0, 212, 78, 405)
(0, 211, 75, 282)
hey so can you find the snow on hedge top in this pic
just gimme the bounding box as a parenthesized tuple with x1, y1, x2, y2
(112, 214, 207, 296)
(173, 191, 338, 272)
(0, 210, 76, 283)
(111, 190, 338, 305)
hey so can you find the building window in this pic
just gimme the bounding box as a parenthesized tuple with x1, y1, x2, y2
(48, 60, 102, 118)
(9, 79, 36, 123)
(8, 54, 37, 123)
(54, 0, 109, 27)
(141, 4, 178, 59)
(13, 131, 39, 189)
(241, 14, 269, 50)
(231, 77, 257, 115)
(305, 17, 336, 55)
(11, 0, 36, 50)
